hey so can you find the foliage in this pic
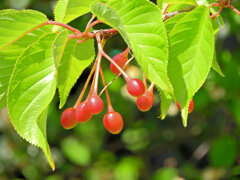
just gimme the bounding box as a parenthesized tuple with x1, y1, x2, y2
(0, 0, 239, 179)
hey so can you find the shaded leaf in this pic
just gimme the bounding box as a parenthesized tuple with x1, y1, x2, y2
(0, 26, 52, 110)
(8, 33, 58, 170)
(57, 39, 95, 108)
(168, 6, 214, 126)
(91, 0, 173, 94)
(54, 0, 94, 24)
(0, 9, 48, 49)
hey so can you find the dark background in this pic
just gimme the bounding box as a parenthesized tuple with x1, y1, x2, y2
(0, 0, 240, 179)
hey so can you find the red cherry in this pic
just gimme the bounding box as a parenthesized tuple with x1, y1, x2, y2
(136, 90, 154, 112)
(127, 79, 145, 97)
(86, 95, 104, 114)
(177, 99, 194, 114)
(60, 108, 78, 129)
(76, 102, 93, 122)
(103, 111, 123, 134)
(110, 48, 129, 75)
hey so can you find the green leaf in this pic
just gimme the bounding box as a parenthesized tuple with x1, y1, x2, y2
(53, 30, 69, 66)
(61, 137, 91, 166)
(159, 90, 173, 120)
(0, 26, 52, 110)
(157, 0, 163, 9)
(164, 12, 187, 34)
(209, 136, 238, 167)
(54, 0, 94, 24)
(163, 0, 197, 5)
(57, 39, 95, 108)
(91, 0, 173, 94)
(7, 33, 58, 170)
(0, 9, 48, 50)
(211, 18, 224, 77)
(152, 168, 178, 180)
(167, 6, 214, 126)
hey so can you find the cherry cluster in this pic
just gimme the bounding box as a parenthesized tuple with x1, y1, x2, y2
(60, 42, 156, 134)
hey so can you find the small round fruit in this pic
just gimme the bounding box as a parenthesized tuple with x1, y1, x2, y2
(136, 91, 154, 112)
(177, 99, 194, 114)
(86, 95, 104, 114)
(61, 108, 78, 129)
(110, 48, 129, 75)
(103, 111, 123, 134)
(127, 79, 145, 97)
(76, 102, 93, 122)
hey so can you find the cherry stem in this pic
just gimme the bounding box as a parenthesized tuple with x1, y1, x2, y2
(210, 8, 223, 19)
(99, 56, 134, 96)
(99, 67, 112, 107)
(73, 63, 97, 109)
(148, 83, 155, 93)
(85, 20, 102, 34)
(93, 34, 103, 94)
(85, 15, 96, 31)
(210, 3, 219, 7)
(163, 4, 170, 14)
(230, 5, 240, 15)
(47, 20, 82, 34)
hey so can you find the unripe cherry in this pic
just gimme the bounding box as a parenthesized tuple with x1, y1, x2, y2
(177, 99, 194, 114)
(103, 111, 123, 134)
(127, 79, 145, 97)
(76, 101, 93, 122)
(60, 108, 78, 129)
(136, 90, 154, 112)
(110, 48, 129, 75)
(86, 95, 104, 114)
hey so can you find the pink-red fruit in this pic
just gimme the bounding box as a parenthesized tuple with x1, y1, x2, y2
(110, 48, 129, 75)
(61, 108, 78, 129)
(177, 99, 194, 114)
(127, 79, 145, 97)
(103, 111, 124, 134)
(86, 95, 104, 114)
(136, 90, 154, 112)
(76, 102, 93, 122)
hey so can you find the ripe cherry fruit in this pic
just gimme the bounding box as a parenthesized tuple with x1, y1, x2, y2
(136, 90, 154, 112)
(127, 79, 145, 97)
(86, 95, 104, 114)
(76, 101, 93, 122)
(110, 48, 129, 75)
(61, 108, 78, 129)
(103, 111, 124, 134)
(177, 99, 194, 114)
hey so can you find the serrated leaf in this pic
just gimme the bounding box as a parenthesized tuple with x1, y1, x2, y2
(0, 9, 48, 50)
(211, 17, 224, 77)
(167, 6, 214, 126)
(164, 12, 187, 34)
(0, 26, 52, 110)
(54, 0, 94, 24)
(7, 33, 58, 170)
(91, 0, 173, 94)
(57, 39, 95, 108)
(164, 0, 197, 5)
(159, 90, 173, 120)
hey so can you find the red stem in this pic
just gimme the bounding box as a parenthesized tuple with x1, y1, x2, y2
(230, 5, 240, 15)
(93, 33, 103, 94)
(148, 83, 155, 93)
(85, 20, 102, 34)
(47, 20, 81, 34)
(163, 4, 170, 14)
(210, 3, 219, 7)
(210, 8, 223, 19)
(73, 63, 97, 109)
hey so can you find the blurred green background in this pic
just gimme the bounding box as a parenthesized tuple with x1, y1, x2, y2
(0, 0, 240, 180)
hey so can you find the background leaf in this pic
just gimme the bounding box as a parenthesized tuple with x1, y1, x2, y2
(57, 39, 95, 108)
(163, 0, 197, 5)
(0, 26, 52, 110)
(0, 9, 48, 49)
(7, 33, 58, 170)
(91, 0, 173, 94)
(54, 0, 93, 24)
(167, 6, 214, 126)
